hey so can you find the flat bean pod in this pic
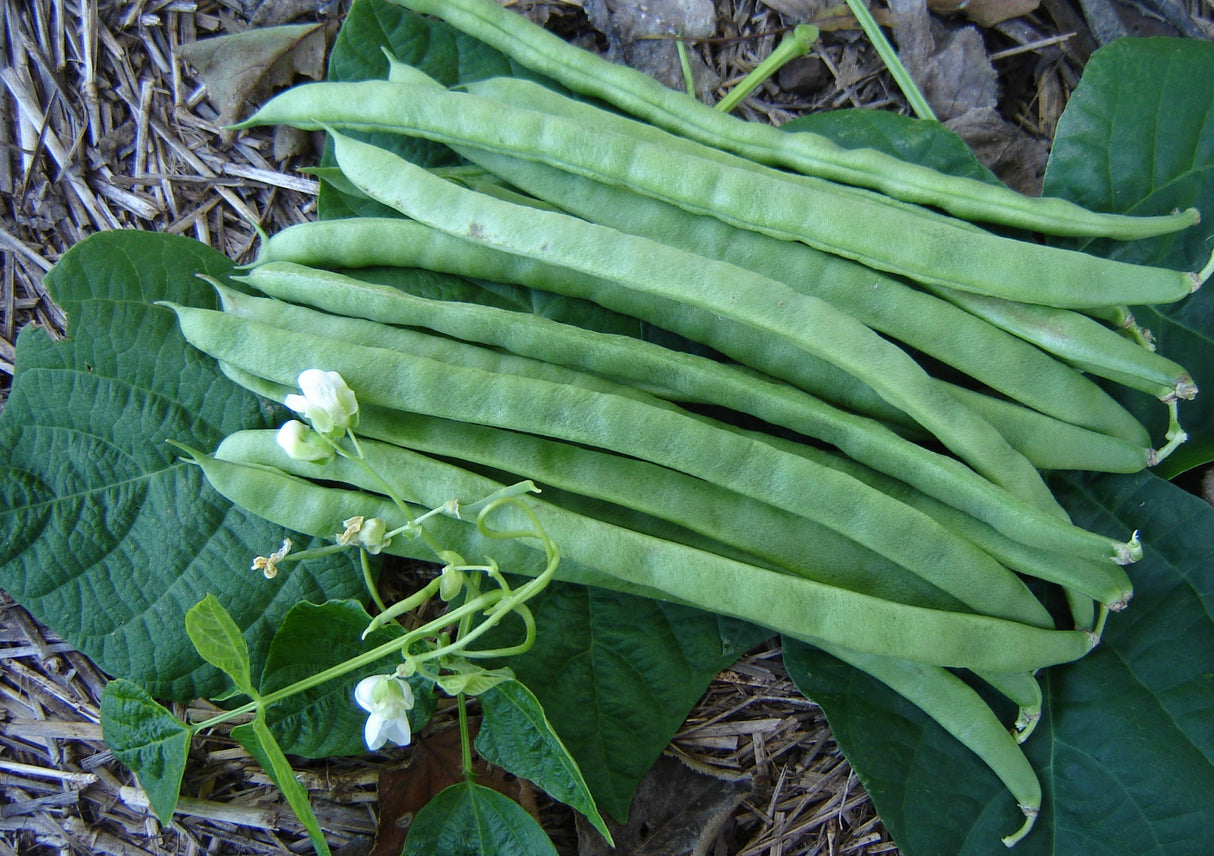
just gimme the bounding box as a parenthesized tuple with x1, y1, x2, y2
(756, 427, 1133, 607)
(235, 80, 1203, 308)
(393, 0, 1199, 242)
(320, 129, 1064, 509)
(459, 143, 1150, 445)
(249, 218, 922, 429)
(237, 260, 1142, 563)
(210, 279, 678, 404)
(165, 303, 1109, 608)
(925, 285, 1198, 402)
(203, 433, 1097, 672)
(210, 376, 968, 613)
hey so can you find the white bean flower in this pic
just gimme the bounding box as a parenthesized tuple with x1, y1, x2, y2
(284, 369, 359, 436)
(354, 674, 415, 751)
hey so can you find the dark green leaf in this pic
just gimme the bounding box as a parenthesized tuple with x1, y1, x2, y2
(319, 0, 544, 218)
(185, 594, 255, 696)
(488, 584, 768, 821)
(232, 714, 332, 856)
(1042, 38, 1214, 474)
(403, 781, 557, 856)
(477, 678, 611, 842)
(785, 470, 1214, 855)
(0, 230, 366, 699)
(781, 109, 1000, 186)
(259, 599, 435, 757)
(100, 679, 192, 824)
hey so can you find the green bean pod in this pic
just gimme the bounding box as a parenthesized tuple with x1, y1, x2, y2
(235, 260, 1143, 564)
(924, 285, 1198, 402)
(248, 218, 924, 430)
(393, 0, 1198, 242)
(163, 302, 1138, 615)
(756, 428, 1133, 607)
(320, 129, 1067, 510)
(808, 641, 1042, 846)
(199, 433, 1097, 672)
(233, 80, 1203, 308)
(212, 371, 973, 614)
(456, 143, 1150, 446)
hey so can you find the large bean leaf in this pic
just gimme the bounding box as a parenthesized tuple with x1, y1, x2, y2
(786, 470, 1214, 855)
(774, 38, 1214, 855)
(487, 584, 768, 822)
(1042, 38, 1214, 475)
(0, 231, 365, 699)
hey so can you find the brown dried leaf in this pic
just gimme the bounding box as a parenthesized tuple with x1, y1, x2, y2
(176, 21, 334, 130)
(889, 0, 998, 120)
(371, 720, 537, 856)
(929, 0, 1040, 27)
(576, 754, 753, 856)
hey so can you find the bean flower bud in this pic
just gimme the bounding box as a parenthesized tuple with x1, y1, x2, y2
(284, 369, 359, 436)
(275, 420, 334, 463)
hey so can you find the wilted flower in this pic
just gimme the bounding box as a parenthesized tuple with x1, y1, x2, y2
(354, 674, 415, 750)
(251, 539, 292, 579)
(336, 516, 391, 554)
(284, 369, 359, 436)
(275, 420, 334, 463)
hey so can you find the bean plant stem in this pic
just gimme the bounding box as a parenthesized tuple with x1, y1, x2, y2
(841, 0, 936, 120)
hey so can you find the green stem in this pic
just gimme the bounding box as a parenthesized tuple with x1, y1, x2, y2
(361, 548, 389, 614)
(675, 37, 696, 98)
(842, 0, 936, 120)
(458, 693, 475, 779)
(716, 24, 819, 114)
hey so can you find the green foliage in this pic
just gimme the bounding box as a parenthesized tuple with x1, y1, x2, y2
(477, 678, 612, 842)
(0, 232, 368, 700)
(403, 781, 558, 856)
(785, 469, 1214, 855)
(186, 594, 256, 697)
(233, 714, 332, 856)
(1044, 38, 1214, 475)
(487, 584, 769, 821)
(259, 599, 435, 757)
(99, 679, 192, 824)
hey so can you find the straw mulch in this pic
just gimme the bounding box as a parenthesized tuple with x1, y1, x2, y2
(3, 0, 1207, 853)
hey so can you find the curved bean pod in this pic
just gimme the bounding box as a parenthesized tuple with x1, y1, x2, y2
(393, 0, 1198, 241)
(925, 285, 1198, 402)
(808, 640, 1042, 846)
(249, 219, 920, 430)
(456, 142, 1150, 446)
(201, 433, 1097, 672)
(236, 260, 1142, 564)
(164, 302, 1114, 610)
(321, 129, 1064, 509)
(233, 80, 1203, 308)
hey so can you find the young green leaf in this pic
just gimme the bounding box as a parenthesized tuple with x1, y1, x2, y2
(476, 678, 612, 843)
(258, 599, 435, 758)
(481, 583, 769, 820)
(232, 714, 332, 856)
(185, 594, 256, 697)
(100, 679, 193, 824)
(402, 781, 558, 856)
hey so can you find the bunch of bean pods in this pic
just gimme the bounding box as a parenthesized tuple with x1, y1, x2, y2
(166, 0, 1211, 846)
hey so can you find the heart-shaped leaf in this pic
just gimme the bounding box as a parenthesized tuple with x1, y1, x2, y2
(0, 230, 366, 699)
